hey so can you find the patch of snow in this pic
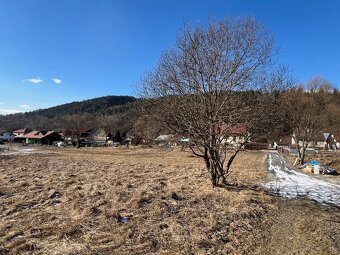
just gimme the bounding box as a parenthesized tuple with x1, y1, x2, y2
(0, 146, 56, 156)
(266, 152, 340, 207)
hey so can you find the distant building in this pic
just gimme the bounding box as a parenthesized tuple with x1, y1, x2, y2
(13, 128, 32, 142)
(13, 128, 31, 137)
(154, 134, 177, 146)
(289, 131, 337, 150)
(23, 130, 62, 145)
(92, 128, 112, 146)
(0, 131, 15, 142)
(216, 124, 250, 148)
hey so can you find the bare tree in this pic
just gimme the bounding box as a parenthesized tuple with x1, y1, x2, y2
(65, 114, 91, 148)
(139, 17, 290, 187)
(132, 114, 171, 145)
(283, 86, 325, 165)
(306, 76, 334, 93)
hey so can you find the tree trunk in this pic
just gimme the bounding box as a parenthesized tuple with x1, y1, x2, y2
(297, 144, 306, 165)
(300, 148, 305, 165)
(204, 148, 226, 187)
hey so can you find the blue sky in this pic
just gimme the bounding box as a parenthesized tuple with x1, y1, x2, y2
(1, 0, 340, 114)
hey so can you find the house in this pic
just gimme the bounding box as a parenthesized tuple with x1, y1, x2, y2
(92, 128, 112, 146)
(216, 124, 250, 148)
(314, 132, 337, 150)
(23, 131, 45, 144)
(23, 130, 62, 145)
(78, 129, 94, 146)
(13, 128, 31, 137)
(0, 131, 15, 142)
(291, 132, 337, 150)
(154, 134, 177, 146)
(63, 129, 93, 146)
(13, 128, 32, 142)
(275, 135, 293, 148)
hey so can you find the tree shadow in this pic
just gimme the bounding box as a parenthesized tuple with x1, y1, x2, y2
(218, 183, 263, 192)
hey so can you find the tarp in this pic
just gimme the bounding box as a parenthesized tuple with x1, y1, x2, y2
(304, 161, 321, 166)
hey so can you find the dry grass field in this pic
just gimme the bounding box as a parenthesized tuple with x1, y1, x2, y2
(0, 147, 339, 255)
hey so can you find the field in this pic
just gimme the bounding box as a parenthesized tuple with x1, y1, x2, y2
(0, 147, 339, 254)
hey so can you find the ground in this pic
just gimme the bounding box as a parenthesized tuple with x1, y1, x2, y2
(0, 146, 339, 254)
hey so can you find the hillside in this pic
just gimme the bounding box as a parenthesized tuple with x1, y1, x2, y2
(32, 95, 136, 118)
(0, 90, 339, 141)
(0, 96, 137, 131)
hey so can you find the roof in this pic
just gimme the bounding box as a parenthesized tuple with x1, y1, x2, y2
(93, 128, 107, 137)
(13, 128, 30, 133)
(44, 131, 55, 137)
(313, 132, 332, 142)
(154, 134, 174, 141)
(22, 130, 59, 139)
(228, 124, 248, 135)
(23, 131, 44, 139)
(217, 124, 248, 136)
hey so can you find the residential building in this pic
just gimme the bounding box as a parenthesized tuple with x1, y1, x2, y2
(0, 131, 15, 141)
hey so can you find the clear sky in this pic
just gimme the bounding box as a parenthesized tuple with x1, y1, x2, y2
(1, 0, 340, 114)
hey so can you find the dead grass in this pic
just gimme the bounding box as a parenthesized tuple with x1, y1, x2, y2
(0, 147, 272, 254)
(1, 147, 339, 254)
(255, 198, 340, 255)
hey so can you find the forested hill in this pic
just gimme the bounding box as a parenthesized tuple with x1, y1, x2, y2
(0, 95, 138, 131)
(33, 95, 137, 117)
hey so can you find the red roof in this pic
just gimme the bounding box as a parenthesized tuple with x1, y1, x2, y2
(227, 124, 248, 135)
(217, 124, 248, 136)
(22, 131, 44, 139)
(22, 130, 58, 139)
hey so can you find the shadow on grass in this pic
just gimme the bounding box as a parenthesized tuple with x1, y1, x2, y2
(217, 182, 263, 192)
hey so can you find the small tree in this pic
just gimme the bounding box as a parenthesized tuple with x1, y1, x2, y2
(140, 17, 290, 187)
(284, 85, 326, 165)
(65, 114, 90, 148)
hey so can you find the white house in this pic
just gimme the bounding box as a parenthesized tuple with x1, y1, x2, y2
(217, 124, 250, 148)
(0, 131, 15, 142)
(291, 132, 337, 150)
